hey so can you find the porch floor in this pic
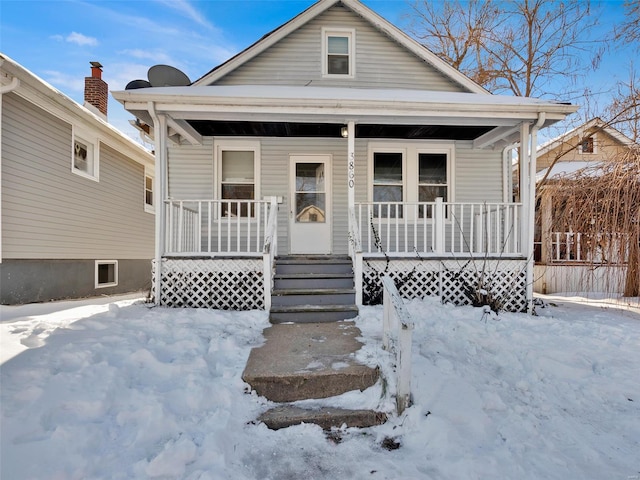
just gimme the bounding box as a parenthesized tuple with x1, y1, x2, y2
(242, 321, 386, 430)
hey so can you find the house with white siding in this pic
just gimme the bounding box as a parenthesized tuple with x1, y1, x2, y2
(0, 54, 155, 304)
(113, 0, 577, 315)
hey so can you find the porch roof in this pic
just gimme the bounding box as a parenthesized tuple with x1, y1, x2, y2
(112, 84, 578, 147)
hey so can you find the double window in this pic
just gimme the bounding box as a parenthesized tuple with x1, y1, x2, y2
(323, 28, 355, 77)
(215, 141, 260, 217)
(370, 144, 453, 218)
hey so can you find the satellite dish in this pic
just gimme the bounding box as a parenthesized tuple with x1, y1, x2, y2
(125, 79, 152, 90)
(147, 65, 191, 87)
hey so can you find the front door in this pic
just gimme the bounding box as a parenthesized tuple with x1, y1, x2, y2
(290, 155, 332, 254)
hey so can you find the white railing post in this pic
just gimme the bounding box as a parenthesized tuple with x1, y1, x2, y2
(434, 197, 445, 254)
(262, 197, 279, 311)
(348, 206, 364, 305)
(381, 276, 414, 415)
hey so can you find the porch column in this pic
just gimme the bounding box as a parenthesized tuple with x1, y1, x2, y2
(519, 121, 538, 313)
(519, 121, 531, 253)
(347, 120, 356, 209)
(149, 104, 168, 306)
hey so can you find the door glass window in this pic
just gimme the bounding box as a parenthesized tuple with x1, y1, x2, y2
(295, 162, 326, 223)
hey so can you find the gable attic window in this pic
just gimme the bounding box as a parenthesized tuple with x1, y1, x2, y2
(323, 28, 355, 77)
(72, 129, 99, 181)
(580, 136, 595, 154)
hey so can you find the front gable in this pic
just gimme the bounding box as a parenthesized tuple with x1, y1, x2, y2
(200, 1, 474, 93)
(537, 119, 636, 172)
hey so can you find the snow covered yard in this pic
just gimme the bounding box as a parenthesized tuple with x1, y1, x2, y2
(1, 294, 639, 480)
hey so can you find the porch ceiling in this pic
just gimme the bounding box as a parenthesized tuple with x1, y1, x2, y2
(187, 120, 493, 140)
(113, 85, 578, 147)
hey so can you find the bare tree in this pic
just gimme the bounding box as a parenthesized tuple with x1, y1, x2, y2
(615, 0, 640, 49)
(605, 66, 640, 142)
(408, 0, 602, 98)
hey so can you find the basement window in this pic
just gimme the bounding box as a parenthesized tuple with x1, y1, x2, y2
(95, 260, 118, 288)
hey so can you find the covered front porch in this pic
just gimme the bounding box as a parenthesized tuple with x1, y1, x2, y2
(113, 85, 577, 313)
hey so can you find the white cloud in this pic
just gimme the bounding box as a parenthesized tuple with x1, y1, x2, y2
(66, 32, 98, 46)
(43, 70, 85, 94)
(157, 0, 213, 30)
(119, 49, 173, 64)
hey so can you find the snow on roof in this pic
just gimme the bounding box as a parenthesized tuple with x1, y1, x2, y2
(114, 84, 573, 109)
(536, 161, 606, 182)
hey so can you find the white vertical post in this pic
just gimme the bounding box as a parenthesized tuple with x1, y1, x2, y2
(434, 197, 445, 254)
(149, 107, 167, 306)
(519, 122, 531, 255)
(347, 121, 356, 210)
(355, 251, 363, 305)
(396, 322, 413, 415)
(382, 285, 392, 351)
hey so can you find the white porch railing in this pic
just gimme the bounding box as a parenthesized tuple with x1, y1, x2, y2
(164, 199, 276, 255)
(549, 231, 629, 264)
(355, 199, 522, 256)
(382, 275, 414, 415)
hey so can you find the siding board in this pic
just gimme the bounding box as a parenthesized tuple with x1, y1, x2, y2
(214, 5, 464, 92)
(2, 93, 154, 260)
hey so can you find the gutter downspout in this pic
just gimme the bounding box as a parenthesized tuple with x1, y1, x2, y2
(526, 112, 545, 313)
(502, 142, 519, 203)
(0, 67, 20, 264)
(147, 102, 167, 306)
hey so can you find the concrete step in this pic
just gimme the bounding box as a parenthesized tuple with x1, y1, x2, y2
(269, 305, 359, 323)
(275, 257, 353, 275)
(271, 288, 356, 307)
(242, 321, 379, 402)
(274, 273, 354, 290)
(259, 406, 387, 431)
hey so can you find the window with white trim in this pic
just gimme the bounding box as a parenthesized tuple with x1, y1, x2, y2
(216, 141, 260, 217)
(95, 260, 118, 288)
(323, 28, 355, 77)
(144, 168, 154, 213)
(369, 143, 453, 219)
(418, 152, 448, 218)
(72, 130, 99, 180)
(372, 151, 404, 218)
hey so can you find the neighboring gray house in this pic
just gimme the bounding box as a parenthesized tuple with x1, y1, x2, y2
(113, 0, 577, 314)
(0, 54, 155, 304)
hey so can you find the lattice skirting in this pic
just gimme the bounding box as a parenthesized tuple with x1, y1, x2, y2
(152, 258, 264, 310)
(363, 258, 528, 312)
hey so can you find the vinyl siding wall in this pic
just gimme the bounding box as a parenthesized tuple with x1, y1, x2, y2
(1, 92, 154, 260)
(166, 137, 503, 255)
(213, 4, 464, 92)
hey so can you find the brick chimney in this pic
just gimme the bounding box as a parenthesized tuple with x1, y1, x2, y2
(84, 61, 108, 119)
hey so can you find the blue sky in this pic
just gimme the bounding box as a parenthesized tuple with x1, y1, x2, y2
(1, 0, 634, 143)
